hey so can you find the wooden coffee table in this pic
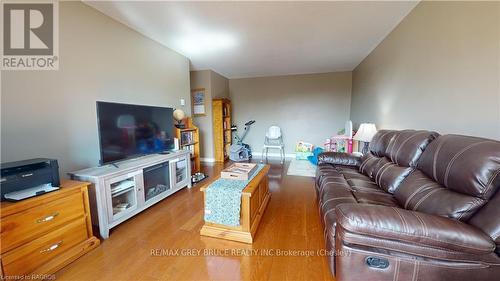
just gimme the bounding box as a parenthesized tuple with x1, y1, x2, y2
(200, 165, 271, 243)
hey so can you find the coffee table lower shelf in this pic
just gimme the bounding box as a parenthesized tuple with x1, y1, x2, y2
(200, 165, 271, 244)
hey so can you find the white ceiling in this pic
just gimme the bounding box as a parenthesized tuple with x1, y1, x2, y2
(85, 1, 418, 79)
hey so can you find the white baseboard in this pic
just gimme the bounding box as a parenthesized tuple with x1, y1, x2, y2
(200, 157, 216, 163)
(252, 152, 295, 158)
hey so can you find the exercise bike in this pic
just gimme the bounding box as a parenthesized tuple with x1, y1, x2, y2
(229, 120, 255, 162)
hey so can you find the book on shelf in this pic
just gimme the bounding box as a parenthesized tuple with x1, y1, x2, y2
(183, 144, 195, 156)
(181, 131, 194, 145)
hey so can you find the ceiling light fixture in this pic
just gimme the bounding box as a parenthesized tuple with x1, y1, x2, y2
(174, 31, 237, 57)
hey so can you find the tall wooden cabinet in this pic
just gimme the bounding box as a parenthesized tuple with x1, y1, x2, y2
(212, 98, 232, 162)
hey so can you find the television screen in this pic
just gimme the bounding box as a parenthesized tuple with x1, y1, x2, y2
(96, 101, 174, 164)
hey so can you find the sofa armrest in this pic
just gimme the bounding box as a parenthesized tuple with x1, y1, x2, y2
(335, 204, 495, 255)
(318, 152, 361, 167)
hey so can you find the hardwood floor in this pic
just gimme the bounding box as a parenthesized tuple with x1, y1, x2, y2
(55, 159, 334, 281)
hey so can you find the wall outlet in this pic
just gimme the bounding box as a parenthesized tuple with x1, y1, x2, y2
(180, 98, 185, 106)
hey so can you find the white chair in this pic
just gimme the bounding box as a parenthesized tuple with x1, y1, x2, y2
(261, 126, 285, 164)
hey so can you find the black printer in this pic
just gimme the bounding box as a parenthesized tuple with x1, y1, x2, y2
(0, 158, 60, 201)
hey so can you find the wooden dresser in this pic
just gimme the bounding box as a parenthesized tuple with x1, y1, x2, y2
(0, 180, 100, 279)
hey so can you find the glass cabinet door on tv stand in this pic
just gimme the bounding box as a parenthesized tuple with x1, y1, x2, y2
(171, 156, 189, 190)
(104, 171, 142, 223)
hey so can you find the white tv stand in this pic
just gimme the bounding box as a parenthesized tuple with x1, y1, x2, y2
(70, 151, 191, 239)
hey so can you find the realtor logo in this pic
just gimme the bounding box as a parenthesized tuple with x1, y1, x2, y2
(1, 1, 59, 70)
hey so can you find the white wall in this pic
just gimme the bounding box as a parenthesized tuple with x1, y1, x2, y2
(229, 72, 352, 155)
(351, 1, 500, 139)
(1, 2, 191, 175)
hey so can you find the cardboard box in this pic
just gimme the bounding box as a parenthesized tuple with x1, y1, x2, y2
(221, 163, 258, 180)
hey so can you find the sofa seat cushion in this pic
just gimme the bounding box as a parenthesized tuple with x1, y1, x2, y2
(353, 191, 400, 207)
(317, 163, 338, 178)
(336, 204, 496, 255)
(317, 168, 344, 186)
(342, 172, 372, 181)
(318, 163, 337, 172)
(336, 165, 360, 173)
(316, 164, 335, 192)
(395, 170, 486, 221)
(316, 164, 338, 182)
(321, 181, 352, 199)
(338, 167, 372, 180)
(318, 172, 345, 186)
(345, 179, 384, 193)
(320, 187, 357, 229)
(318, 175, 349, 198)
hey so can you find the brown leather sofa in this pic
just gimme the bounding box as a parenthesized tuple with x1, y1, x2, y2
(315, 129, 500, 281)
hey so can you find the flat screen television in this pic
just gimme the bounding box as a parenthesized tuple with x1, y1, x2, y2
(96, 101, 174, 164)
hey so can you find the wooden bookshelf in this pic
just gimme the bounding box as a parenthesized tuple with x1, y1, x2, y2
(175, 118, 201, 174)
(213, 98, 231, 162)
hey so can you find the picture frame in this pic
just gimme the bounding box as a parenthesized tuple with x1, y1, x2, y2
(191, 88, 206, 116)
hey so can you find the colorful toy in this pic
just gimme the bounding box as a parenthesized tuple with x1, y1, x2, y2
(324, 121, 354, 153)
(307, 147, 325, 165)
(295, 141, 314, 160)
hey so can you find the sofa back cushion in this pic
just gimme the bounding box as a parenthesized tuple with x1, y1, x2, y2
(417, 135, 500, 200)
(385, 130, 439, 167)
(359, 153, 379, 178)
(373, 158, 413, 194)
(408, 134, 500, 244)
(370, 130, 439, 193)
(368, 130, 396, 157)
(359, 130, 397, 178)
(395, 170, 486, 221)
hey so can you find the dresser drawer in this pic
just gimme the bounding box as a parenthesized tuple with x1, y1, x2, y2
(2, 217, 88, 276)
(1, 191, 85, 253)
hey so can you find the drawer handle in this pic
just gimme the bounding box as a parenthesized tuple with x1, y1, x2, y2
(36, 212, 59, 223)
(40, 240, 63, 253)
